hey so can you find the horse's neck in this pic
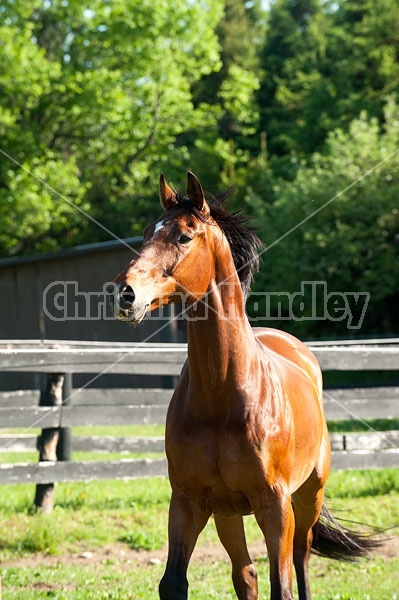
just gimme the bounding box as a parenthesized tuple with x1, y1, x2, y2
(186, 264, 259, 413)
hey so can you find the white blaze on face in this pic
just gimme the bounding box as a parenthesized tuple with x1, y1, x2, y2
(154, 220, 164, 235)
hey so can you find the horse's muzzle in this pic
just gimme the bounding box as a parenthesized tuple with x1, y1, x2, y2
(107, 282, 149, 325)
(117, 282, 135, 309)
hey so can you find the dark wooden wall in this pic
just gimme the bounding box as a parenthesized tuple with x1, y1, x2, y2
(0, 239, 185, 390)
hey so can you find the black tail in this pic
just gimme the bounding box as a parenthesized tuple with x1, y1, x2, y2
(311, 504, 381, 561)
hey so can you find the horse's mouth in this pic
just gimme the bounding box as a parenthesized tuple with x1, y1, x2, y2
(116, 304, 148, 325)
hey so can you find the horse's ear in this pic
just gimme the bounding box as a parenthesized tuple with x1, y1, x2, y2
(159, 173, 177, 210)
(187, 171, 209, 215)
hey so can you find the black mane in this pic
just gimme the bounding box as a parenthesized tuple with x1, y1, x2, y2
(173, 189, 264, 296)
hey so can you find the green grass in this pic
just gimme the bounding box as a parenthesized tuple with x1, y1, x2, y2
(326, 468, 399, 499)
(0, 451, 165, 464)
(328, 418, 399, 433)
(2, 555, 399, 599)
(72, 425, 165, 436)
(4, 419, 397, 440)
(0, 451, 38, 464)
(0, 470, 398, 599)
(1, 423, 398, 598)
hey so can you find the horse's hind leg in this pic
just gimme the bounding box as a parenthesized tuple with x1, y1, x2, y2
(292, 472, 326, 600)
(214, 514, 258, 599)
(293, 433, 331, 600)
(159, 491, 210, 600)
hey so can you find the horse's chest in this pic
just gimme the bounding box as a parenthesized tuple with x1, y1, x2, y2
(166, 426, 255, 516)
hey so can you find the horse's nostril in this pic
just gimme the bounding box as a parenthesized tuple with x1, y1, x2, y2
(119, 283, 135, 309)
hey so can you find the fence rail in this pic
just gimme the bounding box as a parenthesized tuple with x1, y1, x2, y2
(1, 341, 398, 373)
(0, 340, 398, 497)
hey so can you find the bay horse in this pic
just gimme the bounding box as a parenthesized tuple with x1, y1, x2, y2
(110, 172, 374, 600)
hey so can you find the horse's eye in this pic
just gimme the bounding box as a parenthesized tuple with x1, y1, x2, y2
(178, 234, 192, 245)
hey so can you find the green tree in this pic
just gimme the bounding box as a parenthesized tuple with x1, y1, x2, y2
(0, 0, 223, 256)
(186, 0, 264, 187)
(258, 0, 328, 161)
(326, 0, 399, 123)
(257, 0, 399, 166)
(252, 99, 399, 338)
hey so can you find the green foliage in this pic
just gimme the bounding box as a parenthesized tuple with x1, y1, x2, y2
(0, 0, 223, 255)
(258, 0, 399, 159)
(0, 155, 87, 255)
(186, 0, 263, 186)
(249, 99, 399, 338)
(1, 0, 398, 338)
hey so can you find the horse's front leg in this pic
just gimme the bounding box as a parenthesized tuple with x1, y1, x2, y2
(253, 485, 295, 600)
(159, 491, 210, 600)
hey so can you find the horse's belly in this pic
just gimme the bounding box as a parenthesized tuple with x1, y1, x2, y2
(206, 488, 252, 516)
(184, 474, 253, 517)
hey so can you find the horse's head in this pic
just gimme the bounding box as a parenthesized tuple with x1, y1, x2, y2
(109, 172, 216, 324)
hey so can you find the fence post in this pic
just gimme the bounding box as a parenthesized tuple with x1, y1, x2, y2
(34, 373, 65, 514)
(57, 372, 72, 461)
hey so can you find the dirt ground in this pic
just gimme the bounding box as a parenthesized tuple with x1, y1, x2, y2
(3, 536, 398, 570)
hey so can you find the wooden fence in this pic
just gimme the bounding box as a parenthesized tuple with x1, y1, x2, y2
(1, 340, 398, 496)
